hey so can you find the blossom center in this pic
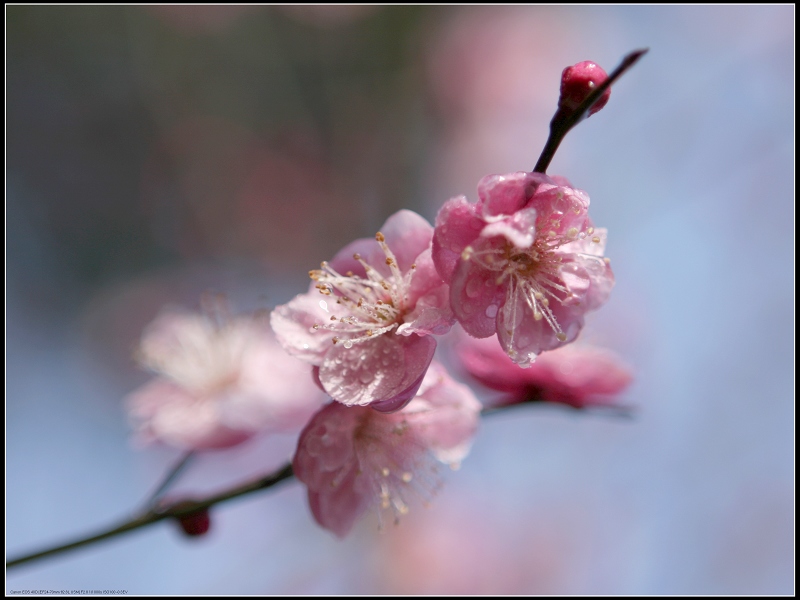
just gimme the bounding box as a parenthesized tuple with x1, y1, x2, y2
(139, 320, 246, 396)
(351, 410, 441, 527)
(309, 232, 417, 349)
(463, 226, 597, 346)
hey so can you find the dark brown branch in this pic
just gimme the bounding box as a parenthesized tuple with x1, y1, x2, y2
(6, 463, 294, 570)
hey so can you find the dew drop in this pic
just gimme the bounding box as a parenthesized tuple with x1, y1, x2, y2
(485, 304, 498, 318)
(343, 340, 353, 349)
(319, 300, 328, 312)
(465, 277, 482, 298)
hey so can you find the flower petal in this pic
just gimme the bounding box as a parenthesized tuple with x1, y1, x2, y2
(270, 293, 340, 364)
(319, 333, 436, 410)
(449, 251, 505, 338)
(496, 293, 583, 366)
(432, 195, 484, 282)
(330, 209, 433, 277)
(477, 171, 552, 218)
(480, 207, 538, 248)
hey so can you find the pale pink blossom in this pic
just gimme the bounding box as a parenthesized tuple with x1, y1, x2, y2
(293, 361, 481, 538)
(456, 333, 632, 410)
(271, 210, 454, 412)
(126, 307, 325, 450)
(433, 171, 614, 367)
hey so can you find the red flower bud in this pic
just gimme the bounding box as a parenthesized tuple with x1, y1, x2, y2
(172, 502, 211, 537)
(559, 60, 610, 116)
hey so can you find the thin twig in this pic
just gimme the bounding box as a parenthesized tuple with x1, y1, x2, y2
(6, 463, 294, 569)
(533, 48, 648, 174)
(142, 450, 194, 506)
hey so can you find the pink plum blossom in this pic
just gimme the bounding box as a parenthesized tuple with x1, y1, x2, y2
(126, 306, 326, 450)
(456, 333, 632, 410)
(293, 361, 482, 538)
(271, 210, 454, 413)
(433, 171, 614, 367)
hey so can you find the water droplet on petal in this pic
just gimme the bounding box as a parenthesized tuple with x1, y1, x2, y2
(343, 340, 353, 349)
(465, 277, 482, 298)
(485, 304, 498, 318)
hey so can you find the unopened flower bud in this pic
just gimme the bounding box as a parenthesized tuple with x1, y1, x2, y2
(559, 60, 610, 116)
(172, 502, 211, 537)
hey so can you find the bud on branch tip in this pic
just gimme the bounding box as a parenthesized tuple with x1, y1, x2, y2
(533, 48, 649, 174)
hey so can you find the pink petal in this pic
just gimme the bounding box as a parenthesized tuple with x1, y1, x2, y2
(270, 293, 340, 364)
(293, 403, 360, 485)
(319, 333, 436, 410)
(369, 365, 427, 413)
(223, 338, 325, 432)
(432, 196, 484, 282)
(477, 172, 552, 218)
(455, 328, 632, 409)
(496, 294, 584, 365)
(378, 209, 435, 272)
(533, 346, 633, 407)
(306, 474, 369, 538)
(480, 207, 538, 248)
(402, 247, 454, 336)
(127, 380, 252, 450)
(329, 210, 433, 277)
(528, 184, 591, 236)
(405, 362, 481, 464)
(558, 253, 614, 312)
(293, 402, 374, 537)
(449, 250, 505, 339)
(405, 247, 447, 309)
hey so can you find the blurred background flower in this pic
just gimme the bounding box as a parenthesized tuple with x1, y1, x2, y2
(7, 5, 793, 594)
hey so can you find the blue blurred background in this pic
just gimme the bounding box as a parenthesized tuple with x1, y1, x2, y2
(7, 6, 793, 594)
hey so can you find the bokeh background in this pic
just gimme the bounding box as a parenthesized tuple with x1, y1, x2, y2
(7, 5, 794, 594)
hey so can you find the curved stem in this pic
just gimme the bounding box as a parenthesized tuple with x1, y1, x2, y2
(143, 450, 194, 506)
(6, 463, 294, 570)
(7, 396, 632, 570)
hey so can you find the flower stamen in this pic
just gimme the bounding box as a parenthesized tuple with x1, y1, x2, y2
(307, 233, 414, 347)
